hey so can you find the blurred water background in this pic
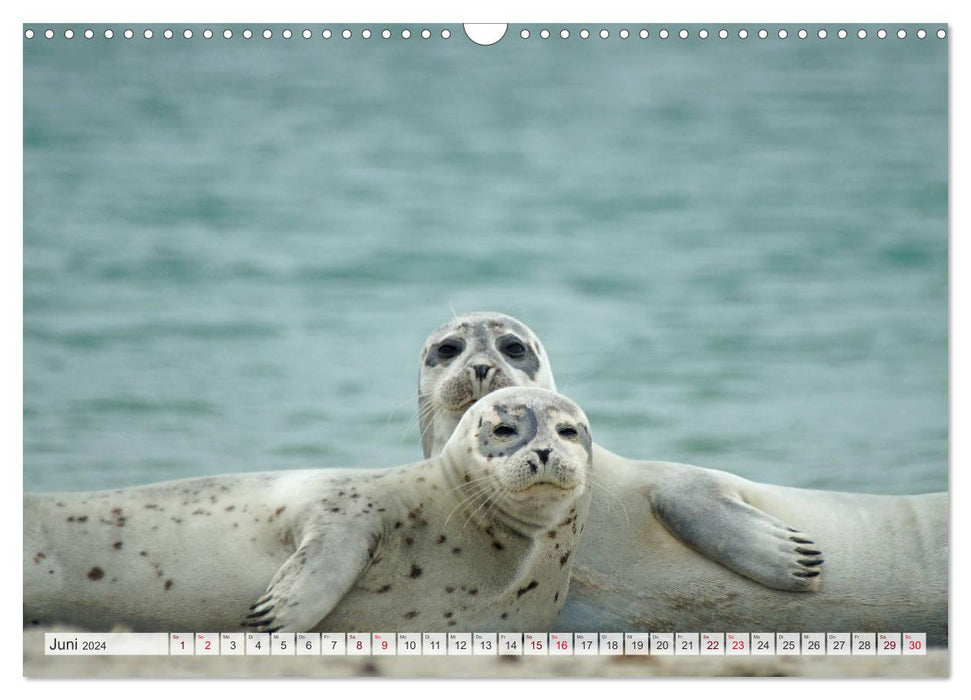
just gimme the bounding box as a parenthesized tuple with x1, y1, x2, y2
(23, 25, 947, 494)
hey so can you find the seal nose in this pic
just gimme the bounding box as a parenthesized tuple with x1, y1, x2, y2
(533, 448, 551, 465)
(473, 364, 490, 380)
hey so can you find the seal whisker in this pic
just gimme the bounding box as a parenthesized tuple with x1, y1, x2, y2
(480, 483, 513, 532)
(387, 393, 428, 428)
(454, 478, 504, 535)
(473, 484, 504, 532)
(400, 394, 437, 436)
(443, 483, 495, 532)
(415, 403, 441, 446)
(441, 480, 495, 529)
(440, 474, 496, 501)
(410, 400, 439, 437)
(460, 485, 500, 535)
(442, 486, 495, 526)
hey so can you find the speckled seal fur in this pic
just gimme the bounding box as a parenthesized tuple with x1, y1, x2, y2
(24, 387, 593, 633)
(417, 312, 949, 646)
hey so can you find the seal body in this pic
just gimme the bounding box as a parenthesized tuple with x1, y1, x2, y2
(25, 471, 343, 631)
(563, 448, 948, 646)
(418, 313, 949, 645)
(25, 388, 594, 633)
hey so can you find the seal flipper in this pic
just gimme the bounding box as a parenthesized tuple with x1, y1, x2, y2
(243, 520, 381, 632)
(648, 471, 823, 592)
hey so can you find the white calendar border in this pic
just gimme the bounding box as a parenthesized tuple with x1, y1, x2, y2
(8, 1, 964, 700)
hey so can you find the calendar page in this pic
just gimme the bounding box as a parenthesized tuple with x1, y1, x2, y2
(21, 18, 949, 679)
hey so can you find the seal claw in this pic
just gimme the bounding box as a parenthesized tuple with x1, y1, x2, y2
(792, 570, 821, 578)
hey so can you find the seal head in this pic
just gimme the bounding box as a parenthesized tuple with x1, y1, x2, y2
(419, 312, 556, 458)
(442, 386, 592, 527)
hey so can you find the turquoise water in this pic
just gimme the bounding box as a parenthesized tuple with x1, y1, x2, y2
(24, 25, 947, 495)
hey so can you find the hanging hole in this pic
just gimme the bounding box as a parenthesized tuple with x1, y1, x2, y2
(463, 24, 507, 46)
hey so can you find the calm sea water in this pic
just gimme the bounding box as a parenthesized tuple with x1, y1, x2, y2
(24, 25, 947, 495)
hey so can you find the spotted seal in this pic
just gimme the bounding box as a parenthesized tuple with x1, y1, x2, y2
(24, 387, 593, 633)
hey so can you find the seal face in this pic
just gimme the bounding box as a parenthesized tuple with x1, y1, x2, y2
(418, 312, 557, 459)
(24, 387, 593, 634)
(464, 389, 592, 523)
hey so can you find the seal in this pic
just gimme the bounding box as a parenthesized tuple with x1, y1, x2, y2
(419, 311, 558, 459)
(24, 387, 594, 633)
(418, 312, 949, 645)
(419, 312, 824, 591)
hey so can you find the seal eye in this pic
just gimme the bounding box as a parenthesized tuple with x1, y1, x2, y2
(501, 339, 527, 359)
(493, 425, 518, 438)
(557, 426, 579, 440)
(437, 341, 463, 360)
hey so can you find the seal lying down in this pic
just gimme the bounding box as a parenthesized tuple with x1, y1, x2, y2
(24, 387, 593, 633)
(418, 312, 948, 645)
